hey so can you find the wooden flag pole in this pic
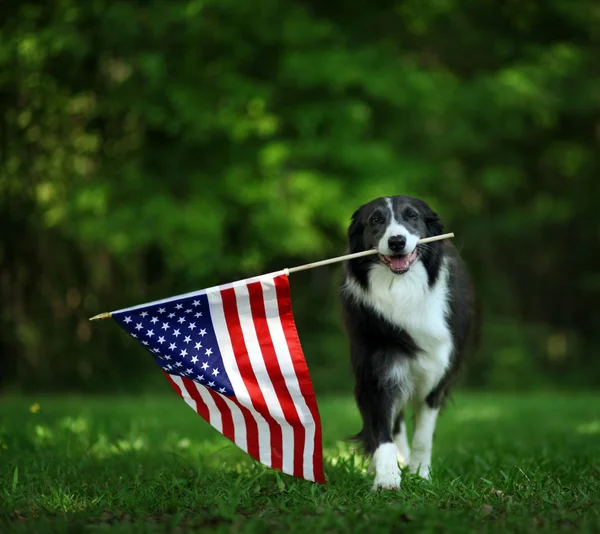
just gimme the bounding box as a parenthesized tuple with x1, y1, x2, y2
(286, 232, 454, 274)
(89, 232, 455, 321)
(88, 312, 113, 321)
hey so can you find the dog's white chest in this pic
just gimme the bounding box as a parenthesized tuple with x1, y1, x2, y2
(367, 262, 453, 400)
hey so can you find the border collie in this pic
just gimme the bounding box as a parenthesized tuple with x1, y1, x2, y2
(340, 195, 477, 490)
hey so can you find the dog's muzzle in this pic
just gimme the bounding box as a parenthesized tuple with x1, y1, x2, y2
(378, 249, 418, 274)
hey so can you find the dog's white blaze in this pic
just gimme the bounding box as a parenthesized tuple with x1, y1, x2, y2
(372, 442, 401, 490)
(394, 420, 411, 466)
(377, 198, 420, 255)
(409, 404, 439, 479)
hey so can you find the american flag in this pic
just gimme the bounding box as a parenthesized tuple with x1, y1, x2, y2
(112, 270, 325, 484)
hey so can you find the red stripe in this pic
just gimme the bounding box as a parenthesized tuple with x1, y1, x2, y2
(220, 286, 283, 472)
(274, 274, 326, 484)
(247, 280, 305, 479)
(163, 372, 211, 424)
(226, 395, 261, 461)
(166, 373, 261, 462)
(203, 385, 235, 444)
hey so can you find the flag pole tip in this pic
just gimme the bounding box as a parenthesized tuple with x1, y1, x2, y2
(89, 312, 112, 321)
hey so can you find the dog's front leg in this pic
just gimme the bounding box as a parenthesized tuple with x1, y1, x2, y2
(371, 442, 400, 490)
(408, 401, 439, 480)
(392, 410, 411, 466)
(355, 379, 403, 490)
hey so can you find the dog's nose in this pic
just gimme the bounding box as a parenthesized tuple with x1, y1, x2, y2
(388, 235, 406, 253)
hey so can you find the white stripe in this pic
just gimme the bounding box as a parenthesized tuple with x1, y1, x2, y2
(234, 283, 296, 477)
(169, 374, 199, 414)
(170, 375, 248, 454)
(201, 384, 249, 453)
(193, 382, 223, 434)
(206, 288, 272, 466)
(260, 278, 317, 481)
(112, 270, 288, 315)
(170, 375, 223, 434)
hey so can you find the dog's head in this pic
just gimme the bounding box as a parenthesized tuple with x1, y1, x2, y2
(347, 195, 444, 275)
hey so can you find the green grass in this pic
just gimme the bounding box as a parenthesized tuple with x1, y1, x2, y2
(1, 392, 599, 533)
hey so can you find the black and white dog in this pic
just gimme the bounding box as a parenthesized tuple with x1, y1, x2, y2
(340, 195, 477, 490)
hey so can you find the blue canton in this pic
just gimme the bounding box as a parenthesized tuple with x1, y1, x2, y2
(114, 293, 234, 396)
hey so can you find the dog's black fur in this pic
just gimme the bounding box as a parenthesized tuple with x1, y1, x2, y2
(340, 195, 478, 458)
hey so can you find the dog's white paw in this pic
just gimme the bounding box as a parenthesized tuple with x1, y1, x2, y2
(371, 443, 401, 490)
(408, 462, 431, 480)
(397, 450, 410, 467)
(372, 468, 401, 491)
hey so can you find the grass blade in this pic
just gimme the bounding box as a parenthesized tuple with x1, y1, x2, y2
(12, 465, 18, 493)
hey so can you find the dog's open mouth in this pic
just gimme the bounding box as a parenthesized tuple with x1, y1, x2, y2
(378, 249, 418, 274)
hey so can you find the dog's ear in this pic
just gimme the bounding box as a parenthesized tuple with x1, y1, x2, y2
(425, 207, 444, 236)
(347, 209, 365, 253)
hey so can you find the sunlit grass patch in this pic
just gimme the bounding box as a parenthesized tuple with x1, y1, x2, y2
(577, 420, 600, 435)
(453, 404, 503, 422)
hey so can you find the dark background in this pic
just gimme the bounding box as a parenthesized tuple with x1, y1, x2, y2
(2, 0, 599, 396)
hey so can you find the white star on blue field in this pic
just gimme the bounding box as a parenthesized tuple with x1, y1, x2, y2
(114, 295, 234, 395)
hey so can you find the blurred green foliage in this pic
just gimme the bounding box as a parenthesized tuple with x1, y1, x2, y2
(2, 0, 599, 394)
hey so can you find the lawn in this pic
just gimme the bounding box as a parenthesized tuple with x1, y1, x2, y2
(1, 391, 599, 533)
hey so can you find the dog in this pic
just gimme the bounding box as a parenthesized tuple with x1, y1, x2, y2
(339, 195, 477, 490)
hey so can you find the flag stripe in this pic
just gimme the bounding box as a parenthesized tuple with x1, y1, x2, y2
(206, 288, 271, 466)
(247, 280, 306, 479)
(259, 280, 318, 481)
(233, 282, 294, 475)
(171, 374, 251, 456)
(203, 385, 235, 445)
(192, 379, 224, 433)
(220, 286, 284, 472)
(218, 394, 260, 456)
(274, 274, 325, 483)
(201, 385, 249, 454)
(166, 373, 211, 425)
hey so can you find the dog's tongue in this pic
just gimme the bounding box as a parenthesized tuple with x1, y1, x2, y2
(390, 255, 411, 271)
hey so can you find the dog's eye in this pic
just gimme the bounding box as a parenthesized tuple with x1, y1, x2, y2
(370, 215, 383, 225)
(407, 212, 419, 221)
